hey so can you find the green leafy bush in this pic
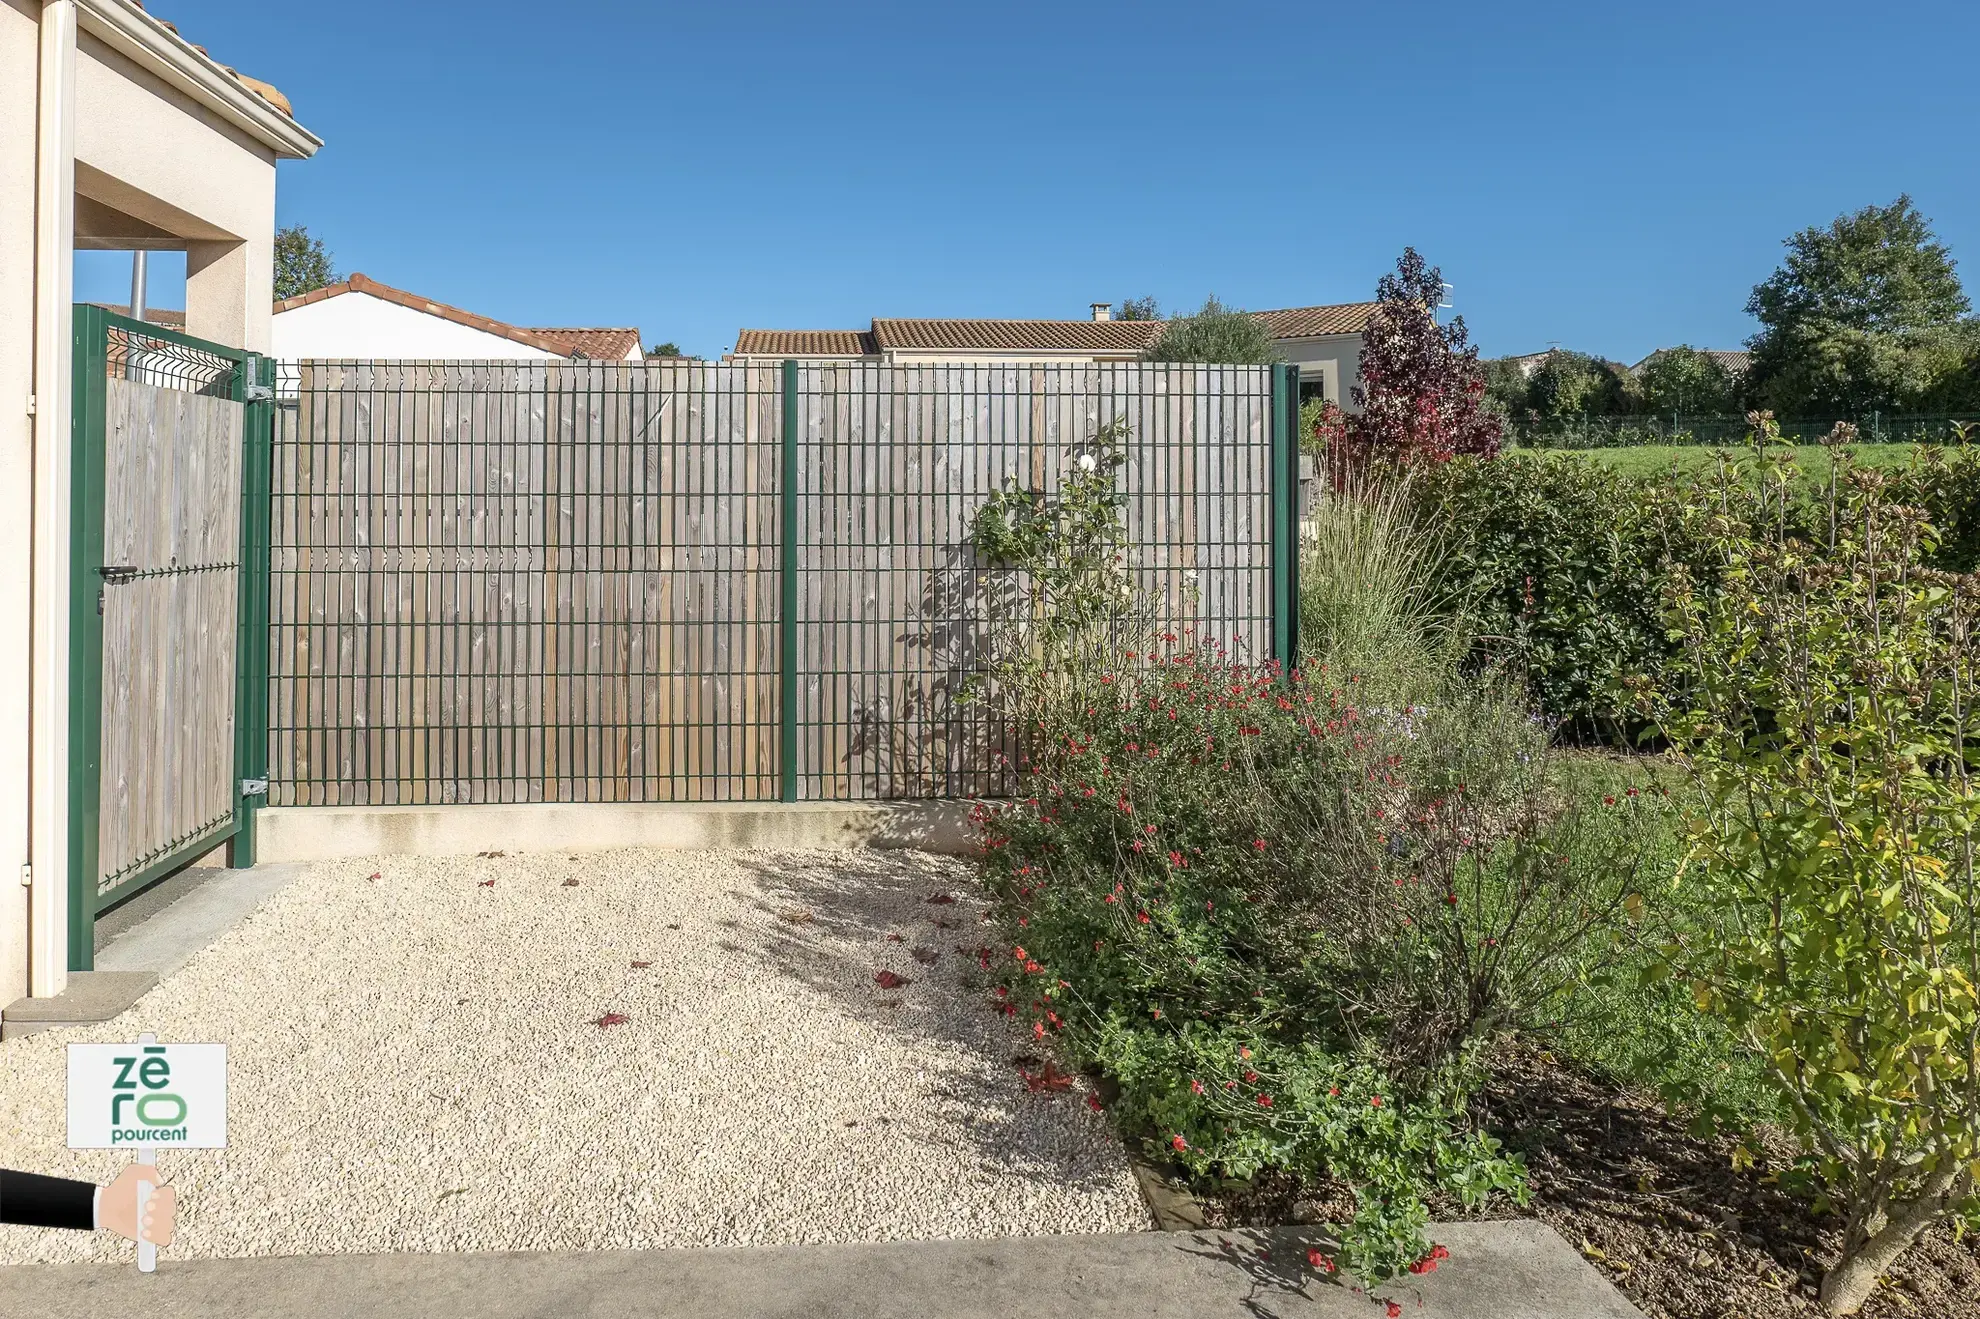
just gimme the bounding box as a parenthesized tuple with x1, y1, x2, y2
(1648, 446, 1980, 1314)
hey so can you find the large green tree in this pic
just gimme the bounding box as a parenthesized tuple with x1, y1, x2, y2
(1745, 197, 1970, 416)
(273, 224, 338, 300)
(1144, 295, 1280, 364)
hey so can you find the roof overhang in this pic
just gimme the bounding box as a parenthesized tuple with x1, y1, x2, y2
(77, 0, 323, 160)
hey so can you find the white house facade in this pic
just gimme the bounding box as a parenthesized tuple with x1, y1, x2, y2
(271, 272, 643, 362)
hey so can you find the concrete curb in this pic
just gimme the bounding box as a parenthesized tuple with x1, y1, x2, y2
(0, 971, 158, 1041)
(0, 1222, 1647, 1318)
(255, 800, 982, 863)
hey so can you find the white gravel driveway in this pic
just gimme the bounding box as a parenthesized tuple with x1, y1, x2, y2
(0, 848, 1148, 1263)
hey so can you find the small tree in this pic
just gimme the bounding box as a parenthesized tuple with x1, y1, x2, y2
(1637, 346, 1736, 419)
(1653, 423, 1980, 1314)
(1118, 296, 1161, 322)
(273, 224, 337, 300)
(1331, 248, 1501, 469)
(1526, 349, 1633, 418)
(647, 342, 685, 358)
(1144, 296, 1280, 364)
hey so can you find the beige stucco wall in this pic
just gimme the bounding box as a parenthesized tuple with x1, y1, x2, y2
(0, 0, 40, 1006)
(1275, 333, 1364, 411)
(73, 28, 277, 350)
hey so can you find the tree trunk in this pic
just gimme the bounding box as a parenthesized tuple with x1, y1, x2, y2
(1820, 1168, 1971, 1315)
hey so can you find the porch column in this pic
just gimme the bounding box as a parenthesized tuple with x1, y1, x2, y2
(187, 234, 272, 352)
(27, 0, 78, 999)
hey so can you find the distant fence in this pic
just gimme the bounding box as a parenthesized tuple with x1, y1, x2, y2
(1507, 413, 1980, 450)
(268, 360, 1296, 806)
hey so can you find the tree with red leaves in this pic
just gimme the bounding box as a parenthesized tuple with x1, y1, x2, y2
(1323, 248, 1500, 473)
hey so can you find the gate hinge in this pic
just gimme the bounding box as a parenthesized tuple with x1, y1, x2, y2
(25, 394, 35, 417)
(240, 777, 268, 797)
(244, 383, 274, 404)
(19, 863, 30, 888)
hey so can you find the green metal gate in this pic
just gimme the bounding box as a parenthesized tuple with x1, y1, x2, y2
(67, 306, 273, 971)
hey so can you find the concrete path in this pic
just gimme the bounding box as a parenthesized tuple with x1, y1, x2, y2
(95, 862, 308, 976)
(0, 1222, 1644, 1319)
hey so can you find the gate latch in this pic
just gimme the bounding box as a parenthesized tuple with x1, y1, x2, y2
(98, 565, 139, 584)
(244, 383, 274, 403)
(240, 777, 268, 797)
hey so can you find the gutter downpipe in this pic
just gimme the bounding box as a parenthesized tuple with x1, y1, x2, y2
(29, 0, 78, 998)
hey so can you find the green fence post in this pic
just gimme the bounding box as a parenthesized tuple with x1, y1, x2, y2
(231, 353, 274, 866)
(1270, 364, 1301, 676)
(780, 360, 800, 802)
(66, 306, 110, 971)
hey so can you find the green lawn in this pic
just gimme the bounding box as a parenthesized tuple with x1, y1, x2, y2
(1512, 442, 1920, 483)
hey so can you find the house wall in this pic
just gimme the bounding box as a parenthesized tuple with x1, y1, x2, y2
(0, 0, 41, 1007)
(1273, 333, 1364, 411)
(271, 294, 564, 361)
(73, 28, 279, 351)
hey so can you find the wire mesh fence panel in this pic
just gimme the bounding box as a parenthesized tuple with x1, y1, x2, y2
(269, 359, 1277, 806)
(269, 361, 780, 806)
(794, 362, 1274, 801)
(96, 324, 245, 894)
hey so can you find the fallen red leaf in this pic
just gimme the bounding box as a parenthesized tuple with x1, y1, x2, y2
(1020, 1062, 1076, 1093)
(477, 879, 496, 888)
(925, 892, 956, 905)
(366, 871, 382, 881)
(561, 878, 580, 887)
(874, 970, 911, 989)
(886, 933, 905, 942)
(593, 1012, 629, 1028)
(631, 960, 653, 969)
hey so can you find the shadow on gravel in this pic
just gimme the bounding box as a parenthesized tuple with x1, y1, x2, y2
(720, 848, 1130, 1194)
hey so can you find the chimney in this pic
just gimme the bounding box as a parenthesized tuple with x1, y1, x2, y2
(1090, 302, 1112, 322)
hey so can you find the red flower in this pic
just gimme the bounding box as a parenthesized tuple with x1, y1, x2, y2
(1034, 1021, 1046, 1040)
(1024, 960, 1042, 973)
(1370, 1095, 1383, 1108)
(1137, 910, 1152, 924)
(1255, 1094, 1273, 1107)
(1239, 1046, 1251, 1059)
(1191, 1079, 1205, 1095)
(1603, 795, 1617, 806)
(1252, 838, 1267, 851)
(1171, 1134, 1188, 1152)
(1306, 1247, 1336, 1273)
(1386, 1304, 1402, 1318)
(1087, 1092, 1104, 1112)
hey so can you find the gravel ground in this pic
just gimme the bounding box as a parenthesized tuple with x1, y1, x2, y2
(0, 848, 1148, 1263)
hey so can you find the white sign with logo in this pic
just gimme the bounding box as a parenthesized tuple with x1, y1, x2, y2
(66, 1042, 227, 1150)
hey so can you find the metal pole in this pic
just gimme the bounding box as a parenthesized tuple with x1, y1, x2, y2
(128, 250, 147, 323)
(1270, 364, 1300, 675)
(779, 360, 799, 802)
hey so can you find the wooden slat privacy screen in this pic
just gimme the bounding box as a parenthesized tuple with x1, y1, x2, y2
(269, 360, 1282, 806)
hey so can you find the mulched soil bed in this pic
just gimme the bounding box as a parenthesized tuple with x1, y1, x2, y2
(1199, 1045, 1980, 1318)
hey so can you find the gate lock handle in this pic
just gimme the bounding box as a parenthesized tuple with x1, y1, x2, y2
(98, 565, 139, 584)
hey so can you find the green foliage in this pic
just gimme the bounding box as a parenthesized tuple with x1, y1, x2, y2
(1144, 296, 1281, 365)
(647, 341, 684, 357)
(1636, 347, 1737, 418)
(1119, 296, 1161, 322)
(1299, 470, 1456, 706)
(273, 224, 337, 300)
(976, 652, 1585, 1283)
(968, 419, 1159, 740)
(1409, 453, 1705, 740)
(1647, 435, 1980, 1311)
(1525, 350, 1636, 419)
(1746, 197, 1973, 417)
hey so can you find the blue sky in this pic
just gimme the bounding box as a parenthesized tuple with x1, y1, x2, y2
(77, 0, 1980, 362)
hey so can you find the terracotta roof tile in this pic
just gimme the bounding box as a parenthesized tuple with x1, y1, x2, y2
(733, 329, 879, 356)
(1252, 303, 1380, 338)
(273, 274, 640, 358)
(870, 319, 1162, 354)
(535, 328, 644, 360)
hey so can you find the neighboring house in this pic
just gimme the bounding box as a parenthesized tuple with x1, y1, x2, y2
(270, 272, 642, 361)
(4, 0, 322, 1005)
(729, 301, 1380, 407)
(1630, 348, 1753, 379)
